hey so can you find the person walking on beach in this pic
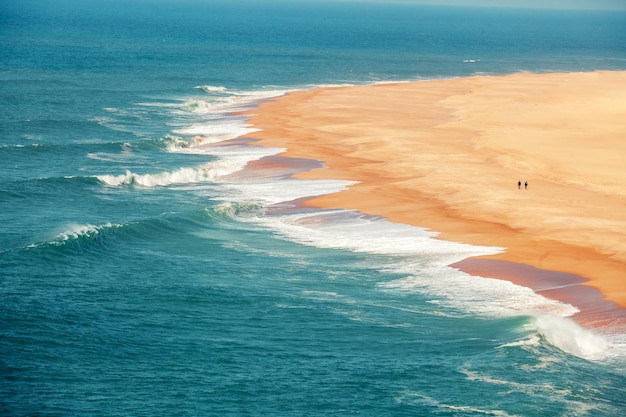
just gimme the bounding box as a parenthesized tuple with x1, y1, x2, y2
(518, 180, 521, 189)
(525, 181, 528, 190)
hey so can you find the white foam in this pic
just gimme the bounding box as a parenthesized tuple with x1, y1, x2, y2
(134, 88, 287, 153)
(262, 204, 621, 362)
(533, 314, 610, 361)
(215, 178, 580, 326)
(223, 176, 355, 206)
(155, 84, 626, 364)
(27, 222, 125, 249)
(207, 149, 587, 331)
(167, 99, 257, 143)
(381, 266, 578, 318)
(220, 181, 614, 363)
(109, 83, 622, 363)
(55, 223, 110, 241)
(2, 143, 42, 148)
(195, 85, 229, 94)
(171, 118, 257, 140)
(499, 334, 542, 349)
(397, 390, 520, 417)
(494, 315, 623, 362)
(459, 365, 610, 415)
(98, 137, 284, 190)
(97, 161, 237, 188)
(161, 87, 289, 148)
(267, 207, 615, 362)
(262, 210, 499, 261)
(179, 87, 288, 115)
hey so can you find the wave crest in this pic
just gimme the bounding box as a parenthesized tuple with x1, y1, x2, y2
(53, 223, 114, 243)
(97, 165, 224, 187)
(195, 85, 229, 94)
(25, 222, 126, 253)
(533, 314, 610, 361)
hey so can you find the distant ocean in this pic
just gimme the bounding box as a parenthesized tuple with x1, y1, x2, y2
(2, 0, 626, 415)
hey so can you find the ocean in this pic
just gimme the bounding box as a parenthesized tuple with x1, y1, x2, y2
(1, 0, 625, 415)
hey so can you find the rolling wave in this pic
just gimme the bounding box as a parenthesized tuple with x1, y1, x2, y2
(97, 167, 214, 187)
(213, 193, 621, 361)
(24, 222, 129, 256)
(25, 213, 205, 254)
(194, 85, 229, 94)
(51, 222, 121, 245)
(96, 156, 248, 187)
(532, 314, 611, 361)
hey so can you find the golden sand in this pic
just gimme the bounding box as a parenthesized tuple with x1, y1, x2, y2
(243, 71, 626, 308)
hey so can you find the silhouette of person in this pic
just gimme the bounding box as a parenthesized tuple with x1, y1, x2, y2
(518, 181, 521, 189)
(525, 181, 528, 190)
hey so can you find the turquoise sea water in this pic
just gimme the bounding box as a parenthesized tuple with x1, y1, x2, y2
(2, 1, 626, 415)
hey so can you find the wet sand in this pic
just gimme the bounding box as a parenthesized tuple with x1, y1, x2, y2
(242, 71, 626, 315)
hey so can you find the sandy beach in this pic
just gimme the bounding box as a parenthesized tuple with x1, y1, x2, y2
(243, 71, 626, 313)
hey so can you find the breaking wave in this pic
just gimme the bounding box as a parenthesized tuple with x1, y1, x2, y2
(533, 314, 610, 361)
(96, 163, 232, 188)
(195, 85, 229, 94)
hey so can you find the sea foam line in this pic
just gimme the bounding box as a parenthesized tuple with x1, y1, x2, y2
(216, 174, 620, 361)
(121, 87, 296, 190)
(105, 83, 619, 361)
(199, 85, 620, 362)
(165, 88, 594, 358)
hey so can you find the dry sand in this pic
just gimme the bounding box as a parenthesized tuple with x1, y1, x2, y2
(243, 71, 626, 311)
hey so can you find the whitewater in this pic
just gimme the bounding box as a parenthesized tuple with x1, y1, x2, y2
(94, 83, 626, 362)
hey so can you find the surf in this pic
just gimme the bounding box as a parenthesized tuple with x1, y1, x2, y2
(134, 83, 625, 364)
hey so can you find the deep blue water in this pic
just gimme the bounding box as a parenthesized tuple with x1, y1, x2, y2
(2, 1, 626, 415)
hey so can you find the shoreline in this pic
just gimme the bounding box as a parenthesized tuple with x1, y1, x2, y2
(452, 258, 626, 329)
(241, 71, 626, 324)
